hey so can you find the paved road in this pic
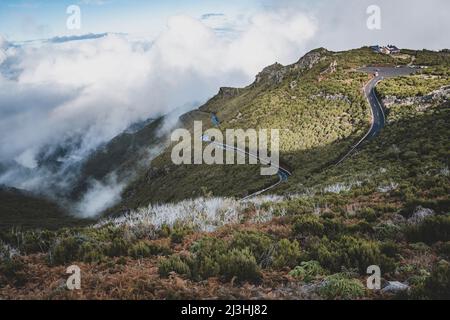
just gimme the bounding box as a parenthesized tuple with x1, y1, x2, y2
(335, 66, 417, 165)
(202, 137, 292, 201)
(197, 66, 417, 199)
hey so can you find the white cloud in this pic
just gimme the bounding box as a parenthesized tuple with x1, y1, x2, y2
(14, 149, 37, 169)
(0, 1, 448, 217)
(0, 34, 6, 48)
(75, 174, 126, 218)
(0, 10, 317, 216)
(0, 35, 7, 64)
(270, 0, 450, 51)
(227, 11, 317, 76)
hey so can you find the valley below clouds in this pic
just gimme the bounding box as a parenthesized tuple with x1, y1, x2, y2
(0, 10, 317, 216)
(0, 0, 448, 217)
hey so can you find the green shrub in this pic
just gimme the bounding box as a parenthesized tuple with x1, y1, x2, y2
(348, 221, 374, 235)
(151, 242, 171, 256)
(406, 215, 450, 244)
(309, 238, 341, 271)
(410, 242, 430, 253)
(192, 255, 221, 280)
(158, 255, 191, 278)
(50, 236, 83, 265)
(230, 231, 273, 264)
(17, 230, 56, 254)
(309, 236, 390, 274)
(116, 256, 128, 265)
(79, 242, 106, 263)
(219, 248, 261, 283)
(380, 241, 400, 258)
(374, 222, 403, 241)
(158, 224, 171, 238)
(188, 236, 264, 282)
(126, 240, 171, 259)
(107, 238, 129, 257)
(190, 237, 227, 261)
(437, 241, 450, 259)
(128, 241, 152, 259)
(272, 239, 301, 269)
(422, 260, 450, 299)
(323, 218, 346, 239)
(0, 242, 13, 260)
(281, 198, 315, 216)
(292, 215, 324, 237)
(0, 256, 27, 286)
(189, 237, 228, 280)
(406, 269, 430, 288)
(170, 223, 195, 244)
(289, 260, 326, 282)
(318, 274, 366, 300)
(358, 208, 378, 223)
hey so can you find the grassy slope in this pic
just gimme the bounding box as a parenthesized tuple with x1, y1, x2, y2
(304, 61, 450, 200)
(114, 47, 408, 211)
(1, 48, 449, 300)
(0, 188, 92, 231)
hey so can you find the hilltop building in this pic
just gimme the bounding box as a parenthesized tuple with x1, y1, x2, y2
(371, 45, 400, 55)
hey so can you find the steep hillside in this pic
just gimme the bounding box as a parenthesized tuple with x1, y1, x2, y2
(0, 116, 169, 230)
(1, 47, 448, 300)
(0, 187, 92, 231)
(69, 117, 168, 200)
(114, 47, 411, 211)
(304, 59, 450, 198)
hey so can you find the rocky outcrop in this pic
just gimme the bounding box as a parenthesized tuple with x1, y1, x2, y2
(292, 48, 329, 71)
(253, 49, 330, 86)
(381, 281, 410, 294)
(290, 80, 298, 90)
(320, 60, 338, 75)
(311, 92, 351, 104)
(408, 206, 435, 225)
(255, 62, 287, 85)
(383, 86, 450, 109)
(217, 87, 241, 99)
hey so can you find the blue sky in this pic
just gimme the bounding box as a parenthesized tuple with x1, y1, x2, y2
(0, 0, 448, 215)
(1, 0, 449, 49)
(0, 0, 265, 41)
(0, 0, 450, 50)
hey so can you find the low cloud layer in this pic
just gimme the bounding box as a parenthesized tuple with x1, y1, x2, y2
(1, 1, 448, 216)
(0, 10, 317, 216)
(75, 174, 126, 218)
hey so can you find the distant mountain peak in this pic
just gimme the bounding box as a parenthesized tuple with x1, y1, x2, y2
(255, 62, 287, 85)
(292, 47, 330, 70)
(49, 33, 109, 44)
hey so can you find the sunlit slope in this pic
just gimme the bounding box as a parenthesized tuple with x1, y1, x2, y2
(113, 47, 410, 210)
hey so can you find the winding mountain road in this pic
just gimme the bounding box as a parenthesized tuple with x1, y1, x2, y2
(206, 139, 292, 201)
(196, 66, 417, 200)
(335, 66, 417, 165)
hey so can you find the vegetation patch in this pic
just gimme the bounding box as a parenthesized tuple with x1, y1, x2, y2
(318, 273, 366, 300)
(289, 260, 327, 282)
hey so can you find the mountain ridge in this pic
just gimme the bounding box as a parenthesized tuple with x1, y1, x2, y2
(1, 46, 449, 300)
